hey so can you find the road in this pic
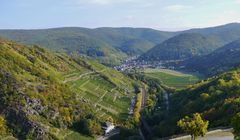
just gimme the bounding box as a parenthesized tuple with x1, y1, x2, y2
(162, 88, 170, 111)
(96, 129, 120, 140)
(171, 128, 233, 140)
(140, 87, 146, 111)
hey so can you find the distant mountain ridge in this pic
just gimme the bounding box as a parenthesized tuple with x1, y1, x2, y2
(181, 38, 240, 75)
(1, 23, 240, 66)
(0, 27, 176, 65)
(138, 33, 221, 61)
(139, 23, 240, 62)
(184, 23, 240, 44)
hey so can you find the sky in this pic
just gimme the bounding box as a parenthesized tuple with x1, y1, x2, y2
(1, 0, 240, 30)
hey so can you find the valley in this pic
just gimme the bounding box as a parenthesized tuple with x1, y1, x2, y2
(1, 23, 240, 140)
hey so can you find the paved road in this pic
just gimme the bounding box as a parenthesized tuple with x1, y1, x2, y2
(171, 129, 234, 140)
(96, 129, 120, 140)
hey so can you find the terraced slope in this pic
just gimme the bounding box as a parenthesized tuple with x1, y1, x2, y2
(0, 38, 137, 139)
(62, 58, 136, 120)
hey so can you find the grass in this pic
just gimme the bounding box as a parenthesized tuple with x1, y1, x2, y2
(64, 132, 94, 140)
(144, 68, 203, 89)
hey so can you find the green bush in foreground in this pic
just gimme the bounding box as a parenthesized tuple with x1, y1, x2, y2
(232, 113, 240, 140)
(177, 113, 209, 140)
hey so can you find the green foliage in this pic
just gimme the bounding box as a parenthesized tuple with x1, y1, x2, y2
(146, 68, 240, 137)
(177, 113, 209, 140)
(140, 33, 221, 61)
(144, 68, 203, 89)
(0, 116, 7, 137)
(183, 38, 240, 76)
(232, 113, 240, 140)
(0, 28, 176, 66)
(0, 39, 137, 139)
(133, 92, 142, 124)
(79, 119, 102, 137)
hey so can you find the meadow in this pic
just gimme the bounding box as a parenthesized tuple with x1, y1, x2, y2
(144, 68, 203, 89)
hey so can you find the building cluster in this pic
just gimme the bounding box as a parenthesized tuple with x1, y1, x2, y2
(113, 55, 188, 72)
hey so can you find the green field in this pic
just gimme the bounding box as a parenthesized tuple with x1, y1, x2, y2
(144, 68, 203, 89)
(63, 60, 136, 121)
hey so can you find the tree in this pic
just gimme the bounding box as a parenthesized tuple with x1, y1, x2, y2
(177, 113, 209, 140)
(80, 119, 102, 136)
(0, 116, 7, 137)
(232, 113, 240, 140)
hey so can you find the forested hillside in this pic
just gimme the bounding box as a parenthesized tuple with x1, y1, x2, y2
(139, 33, 221, 61)
(144, 68, 240, 138)
(185, 23, 240, 45)
(181, 38, 240, 75)
(138, 23, 240, 62)
(0, 38, 137, 139)
(0, 28, 176, 66)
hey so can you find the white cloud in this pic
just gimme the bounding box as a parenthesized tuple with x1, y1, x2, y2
(164, 4, 192, 12)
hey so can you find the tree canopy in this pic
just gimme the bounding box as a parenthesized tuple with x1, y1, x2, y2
(177, 113, 209, 140)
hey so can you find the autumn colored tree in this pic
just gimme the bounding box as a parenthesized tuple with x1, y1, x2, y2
(177, 113, 209, 140)
(133, 93, 142, 123)
(0, 116, 7, 137)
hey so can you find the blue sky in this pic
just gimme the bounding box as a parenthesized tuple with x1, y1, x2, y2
(1, 0, 240, 30)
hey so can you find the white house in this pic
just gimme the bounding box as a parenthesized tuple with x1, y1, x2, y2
(103, 122, 115, 135)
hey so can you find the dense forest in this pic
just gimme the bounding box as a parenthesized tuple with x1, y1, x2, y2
(0, 28, 176, 66)
(139, 33, 221, 61)
(180, 39, 240, 76)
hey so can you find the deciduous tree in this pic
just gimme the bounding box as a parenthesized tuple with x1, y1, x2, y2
(177, 113, 208, 140)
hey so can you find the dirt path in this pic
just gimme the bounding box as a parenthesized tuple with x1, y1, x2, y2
(95, 103, 118, 114)
(63, 69, 106, 83)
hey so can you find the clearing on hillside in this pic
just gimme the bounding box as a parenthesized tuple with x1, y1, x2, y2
(144, 68, 203, 89)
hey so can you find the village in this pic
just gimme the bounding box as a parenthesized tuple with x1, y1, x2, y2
(114, 56, 183, 71)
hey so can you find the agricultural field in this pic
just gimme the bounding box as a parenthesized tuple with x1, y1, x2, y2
(63, 60, 136, 121)
(144, 68, 203, 89)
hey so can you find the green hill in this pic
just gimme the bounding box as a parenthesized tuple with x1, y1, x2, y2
(0, 28, 175, 66)
(139, 33, 221, 61)
(0, 39, 137, 139)
(185, 23, 240, 45)
(182, 38, 240, 75)
(144, 67, 240, 138)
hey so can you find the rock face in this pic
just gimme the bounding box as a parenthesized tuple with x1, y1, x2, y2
(3, 107, 48, 140)
(24, 96, 46, 116)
